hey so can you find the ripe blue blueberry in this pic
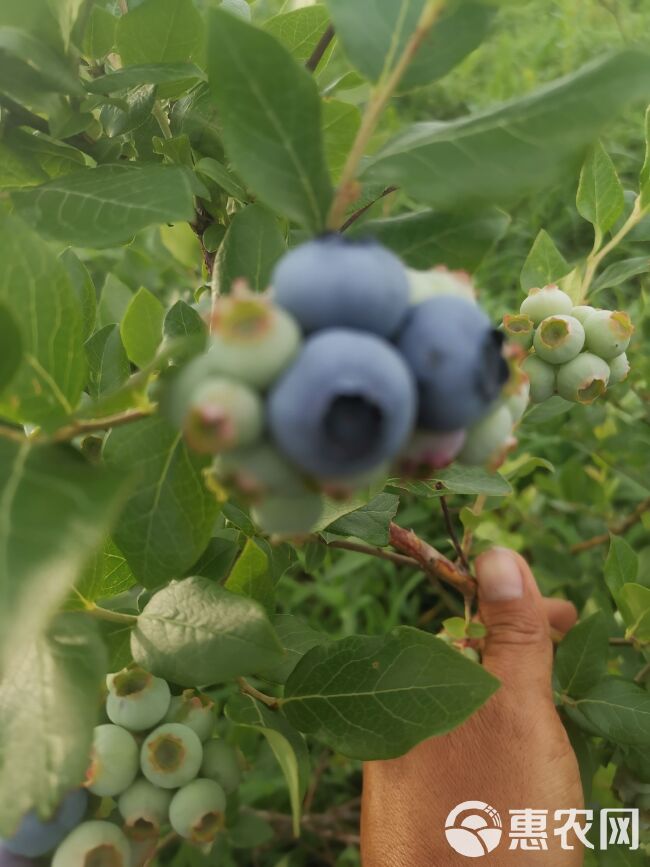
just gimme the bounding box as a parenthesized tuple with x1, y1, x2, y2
(52, 821, 130, 867)
(268, 329, 416, 479)
(397, 297, 509, 432)
(169, 779, 226, 843)
(86, 725, 139, 798)
(118, 779, 173, 840)
(200, 739, 242, 794)
(140, 723, 203, 789)
(106, 666, 171, 732)
(2, 790, 87, 858)
(164, 690, 217, 742)
(272, 235, 409, 337)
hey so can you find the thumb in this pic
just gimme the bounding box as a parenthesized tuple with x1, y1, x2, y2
(475, 547, 553, 694)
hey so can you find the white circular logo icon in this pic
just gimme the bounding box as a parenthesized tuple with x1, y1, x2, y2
(445, 801, 503, 858)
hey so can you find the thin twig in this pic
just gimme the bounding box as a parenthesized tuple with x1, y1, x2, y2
(238, 678, 280, 710)
(389, 522, 477, 600)
(305, 24, 335, 73)
(438, 490, 470, 571)
(51, 409, 151, 443)
(634, 660, 650, 685)
(322, 538, 418, 570)
(252, 806, 360, 846)
(570, 498, 650, 554)
(609, 637, 635, 646)
(326, 1, 446, 229)
(339, 186, 398, 232)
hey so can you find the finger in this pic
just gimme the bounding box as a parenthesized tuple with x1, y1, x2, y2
(543, 598, 578, 636)
(475, 547, 553, 695)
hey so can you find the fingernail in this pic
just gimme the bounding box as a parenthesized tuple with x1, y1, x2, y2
(477, 547, 524, 601)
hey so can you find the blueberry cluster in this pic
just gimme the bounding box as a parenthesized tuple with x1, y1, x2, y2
(0, 667, 241, 866)
(504, 285, 633, 406)
(166, 236, 512, 532)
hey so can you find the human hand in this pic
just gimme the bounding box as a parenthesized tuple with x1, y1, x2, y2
(361, 547, 584, 866)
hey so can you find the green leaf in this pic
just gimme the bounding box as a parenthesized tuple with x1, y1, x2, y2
(186, 530, 241, 582)
(605, 535, 638, 599)
(86, 63, 204, 94)
(555, 613, 609, 698)
(365, 51, 650, 210)
(85, 325, 131, 399)
(0, 211, 86, 427)
(520, 230, 570, 292)
(103, 417, 221, 586)
(82, 3, 117, 59)
(264, 6, 335, 66)
(577, 141, 624, 237)
(120, 287, 165, 368)
(618, 583, 650, 642)
(0, 26, 83, 95)
(100, 83, 156, 137)
(325, 0, 494, 91)
(217, 204, 286, 293)
(12, 165, 196, 249)
(325, 493, 400, 547)
(116, 0, 203, 68)
(0, 440, 128, 667)
(208, 8, 333, 232)
(282, 626, 499, 760)
(60, 250, 96, 341)
(225, 538, 274, 614)
(96, 275, 133, 330)
(431, 465, 511, 497)
(592, 256, 650, 293)
(228, 812, 274, 849)
(226, 693, 310, 837)
(576, 677, 650, 745)
(0, 614, 107, 837)
(164, 301, 207, 343)
(262, 614, 330, 685)
(73, 539, 136, 608)
(312, 479, 386, 532)
(131, 576, 284, 685)
(355, 208, 509, 271)
(195, 158, 248, 202)
(322, 99, 361, 180)
(5, 129, 86, 180)
(0, 139, 49, 190)
(640, 105, 650, 210)
(0, 303, 22, 394)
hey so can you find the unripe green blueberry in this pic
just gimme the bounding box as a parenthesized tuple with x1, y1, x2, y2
(584, 309, 634, 360)
(208, 289, 301, 389)
(86, 724, 139, 797)
(117, 779, 173, 840)
(521, 355, 556, 403)
(200, 739, 242, 794)
(168, 779, 226, 843)
(458, 405, 514, 467)
(164, 690, 217, 742)
(407, 266, 477, 305)
(52, 821, 130, 867)
(520, 284, 573, 324)
(533, 315, 585, 364)
(570, 305, 597, 326)
(106, 667, 171, 732)
(502, 313, 534, 350)
(556, 352, 610, 405)
(140, 724, 203, 789)
(182, 378, 263, 455)
(504, 377, 530, 425)
(608, 352, 630, 385)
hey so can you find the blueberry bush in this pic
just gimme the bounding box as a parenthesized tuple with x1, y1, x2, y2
(0, 0, 649, 864)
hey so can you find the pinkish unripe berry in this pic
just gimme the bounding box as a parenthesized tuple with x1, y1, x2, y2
(182, 378, 263, 455)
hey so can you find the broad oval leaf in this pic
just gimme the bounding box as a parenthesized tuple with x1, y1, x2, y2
(0, 303, 22, 393)
(208, 8, 333, 232)
(218, 204, 286, 293)
(324, 492, 400, 547)
(131, 576, 284, 685)
(365, 51, 650, 211)
(262, 614, 329, 685)
(85, 325, 130, 398)
(120, 287, 165, 368)
(520, 229, 570, 292)
(86, 63, 204, 94)
(576, 141, 624, 237)
(116, 0, 203, 68)
(12, 164, 196, 248)
(576, 677, 650, 746)
(225, 538, 274, 614)
(282, 626, 499, 760)
(555, 613, 609, 699)
(264, 6, 335, 66)
(325, 0, 494, 91)
(0, 615, 107, 837)
(605, 535, 638, 600)
(103, 417, 221, 586)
